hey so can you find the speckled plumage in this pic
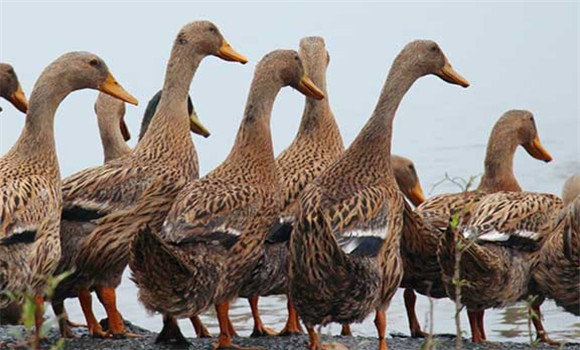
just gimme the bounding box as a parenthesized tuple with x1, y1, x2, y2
(289, 40, 469, 350)
(438, 191, 563, 343)
(533, 177, 580, 316)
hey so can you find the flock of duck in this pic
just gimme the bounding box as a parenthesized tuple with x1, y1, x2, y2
(0, 20, 578, 350)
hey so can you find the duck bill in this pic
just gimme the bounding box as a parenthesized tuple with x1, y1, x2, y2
(408, 182, 426, 207)
(9, 84, 28, 113)
(297, 76, 325, 100)
(216, 40, 248, 64)
(523, 136, 553, 162)
(189, 111, 210, 138)
(437, 59, 470, 88)
(98, 74, 139, 106)
(120, 117, 131, 142)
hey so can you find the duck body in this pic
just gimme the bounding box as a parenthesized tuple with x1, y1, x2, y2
(533, 176, 580, 315)
(438, 191, 563, 343)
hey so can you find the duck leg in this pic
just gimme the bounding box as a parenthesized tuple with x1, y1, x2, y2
(476, 310, 486, 341)
(213, 301, 260, 349)
(307, 326, 322, 350)
(96, 286, 141, 338)
(227, 313, 239, 338)
(51, 299, 77, 338)
(467, 310, 485, 343)
(156, 314, 189, 344)
(340, 324, 352, 336)
(30, 295, 45, 349)
(374, 309, 387, 350)
(279, 295, 303, 336)
(78, 288, 107, 338)
(249, 296, 277, 337)
(530, 297, 560, 346)
(190, 315, 212, 338)
(404, 288, 427, 338)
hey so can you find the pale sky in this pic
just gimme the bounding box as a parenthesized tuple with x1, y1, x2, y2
(1, 1, 578, 195)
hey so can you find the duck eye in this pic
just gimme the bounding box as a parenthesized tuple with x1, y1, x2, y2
(430, 45, 438, 52)
(89, 59, 99, 67)
(208, 26, 216, 33)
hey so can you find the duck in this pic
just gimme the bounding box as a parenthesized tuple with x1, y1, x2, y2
(0, 51, 137, 347)
(288, 40, 468, 350)
(0, 63, 28, 326)
(532, 174, 580, 316)
(50, 90, 203, 338)
(130, 49, 325, 349)
(403, 109, 553, 338)
(438, 190, 562, 345)
(339, 155, 425, 337)
(233, 36, 344, 339)
(58, 21, 247, 339)
(0, 63, 28, 113)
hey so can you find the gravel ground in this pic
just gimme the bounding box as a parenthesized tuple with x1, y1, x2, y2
(1, 321, 579, 349)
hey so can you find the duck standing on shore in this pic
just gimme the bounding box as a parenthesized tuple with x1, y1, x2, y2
(288, 40, 469, 350)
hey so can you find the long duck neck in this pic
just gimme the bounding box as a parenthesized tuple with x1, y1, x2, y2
(8, 69, 70, 179)
(295, 73, 342, 149)
(215, 73, 281, 186)
(136, 46, 203, 156)
(98, 115, 131, 163)
(346, 60, 419, 180)
(477, 125, 522, 192)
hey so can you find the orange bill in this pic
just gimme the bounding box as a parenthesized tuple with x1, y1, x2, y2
(408, 182, 426, 207)
(98, 73, 138, 106)
(9, 83, 28, 113)
(297, 76, 325, 100)
(216, 40, 248, 64)
(438, 59, 470, 88)
(523, 136, 553, 162)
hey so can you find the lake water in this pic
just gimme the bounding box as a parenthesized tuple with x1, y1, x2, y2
(49, 110, 579, 344)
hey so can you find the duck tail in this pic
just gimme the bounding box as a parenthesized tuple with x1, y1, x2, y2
(130, 225, 205, 317)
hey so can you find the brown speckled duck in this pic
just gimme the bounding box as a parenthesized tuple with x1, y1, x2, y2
(288, 40, 468, 350)
(533, 174, 580, 316)
(233, 36, 344, 339)
(439, 191, 563, 344)
(59, 21, 247, 339)
(403, 109, 553, 338)
(339, 155, 425, 337)
(130, 49, 325, 349)
(0, 51, 136, 347)
(51, 91, 200, 338)
(0, 63, 28, 113)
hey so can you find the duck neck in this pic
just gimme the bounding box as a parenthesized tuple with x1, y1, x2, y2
(9, 70, 70, 177)
(347, 62, 419, 179)
(477, 126, 521, 192)
(137, 46, 203, 151)
(98, 115, 131, 163)
(295, 83, 342, 150)
(220, 74, 282, 185)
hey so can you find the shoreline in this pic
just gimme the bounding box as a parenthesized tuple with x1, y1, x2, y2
(1, 321, 579, 349)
